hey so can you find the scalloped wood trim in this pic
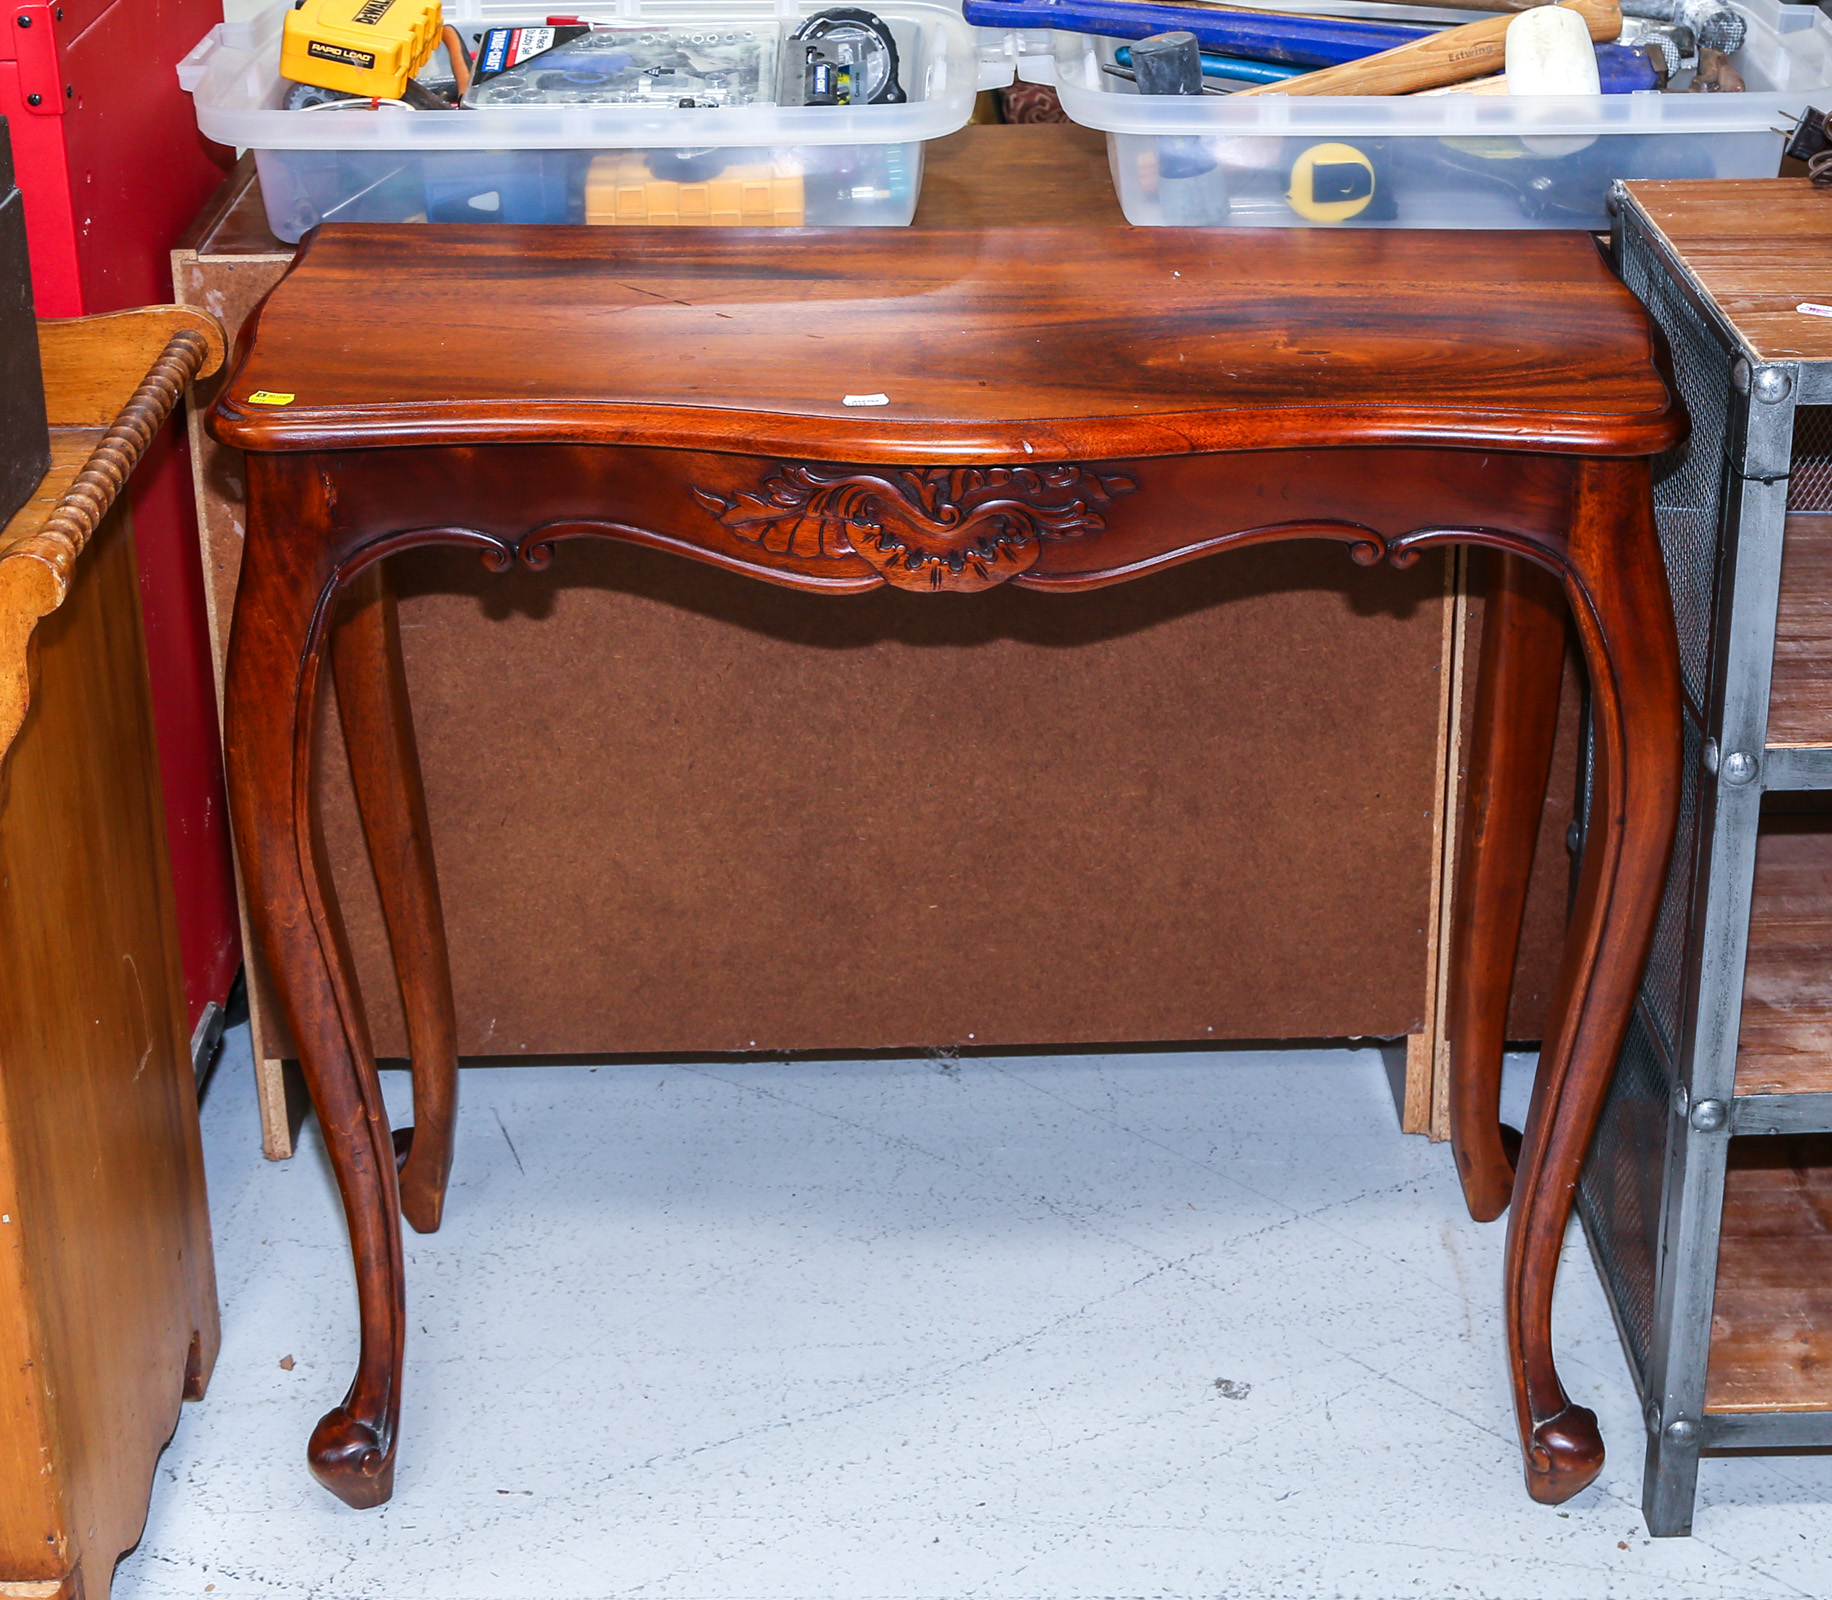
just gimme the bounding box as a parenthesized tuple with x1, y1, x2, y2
(0, 311, 225, 775)
(37, 307, 225, 430)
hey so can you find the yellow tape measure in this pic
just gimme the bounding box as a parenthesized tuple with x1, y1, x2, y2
(1285, 142, 1380, 224)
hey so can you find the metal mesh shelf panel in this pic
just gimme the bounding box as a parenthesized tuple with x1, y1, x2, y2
(1579, 208, 1733, 1405)
(1792, 407, 1832, 513)
(1639, 708, 1703, 1066)
(1617, 210, 1737, 714)
(1577, 1003, 1671, 1387)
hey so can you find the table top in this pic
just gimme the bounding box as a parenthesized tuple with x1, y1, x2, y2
(215, 224, 1679, 465)
(1624, 179, 1832, 369)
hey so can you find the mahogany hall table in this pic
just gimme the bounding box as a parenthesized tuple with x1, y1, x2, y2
(213, 222, 1684, 1512)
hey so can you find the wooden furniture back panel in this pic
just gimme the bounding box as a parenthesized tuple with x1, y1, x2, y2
(319, 539, 1449, 1058)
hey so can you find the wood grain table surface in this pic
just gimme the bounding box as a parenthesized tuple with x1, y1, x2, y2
(219, 225, 1675, 461)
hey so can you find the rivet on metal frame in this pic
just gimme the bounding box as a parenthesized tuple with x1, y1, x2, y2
(1721, 749, 1758, 786)
(1752, 367, 1794, 405)
(1689, 1099, 1728, 1133)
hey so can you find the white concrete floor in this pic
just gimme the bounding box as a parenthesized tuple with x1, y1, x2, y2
(113, 1026, 1832, 1600)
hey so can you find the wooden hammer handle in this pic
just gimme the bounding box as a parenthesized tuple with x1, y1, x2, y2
(1234, 0, 1620, 94)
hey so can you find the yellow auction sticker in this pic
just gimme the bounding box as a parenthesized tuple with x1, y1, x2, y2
(247, 390, 296, 406)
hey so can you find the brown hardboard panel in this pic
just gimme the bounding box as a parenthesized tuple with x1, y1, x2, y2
(299, 539, 1451, 1060)
(174, 253, 291, 712)
(173, 248, 295, 1137)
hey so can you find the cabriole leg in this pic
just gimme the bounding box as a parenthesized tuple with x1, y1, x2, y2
(1503, 459, 1681, 1505)
(332, 563, 460, 1234)
(1448, 553, 1569, 1221)
(224, 457, 406, 1508)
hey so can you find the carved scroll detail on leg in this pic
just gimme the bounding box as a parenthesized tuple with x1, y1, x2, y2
(332, 565, 459, 1235)
(1447, 554, 1569, 1222)
(692, 462, 1137, 591)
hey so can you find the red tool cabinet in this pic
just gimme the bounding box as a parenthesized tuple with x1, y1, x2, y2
(2, 0, 240, 1051)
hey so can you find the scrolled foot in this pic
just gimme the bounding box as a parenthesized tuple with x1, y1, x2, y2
(1524, 1404, 1604, 1504)
(309, 1406, 396, 1508)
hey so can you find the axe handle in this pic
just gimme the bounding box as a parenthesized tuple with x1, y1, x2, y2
(1234, 0, 1620, 93)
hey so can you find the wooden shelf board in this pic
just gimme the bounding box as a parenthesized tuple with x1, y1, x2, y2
(1624, 181, 1832, 369)
(1706, 1134, 1832, 1415)
(1769, 515, 1832, 749)
(1737, 820, 1832, 1098)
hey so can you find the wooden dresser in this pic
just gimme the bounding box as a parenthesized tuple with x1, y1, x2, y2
(0, 310, 223, 1600)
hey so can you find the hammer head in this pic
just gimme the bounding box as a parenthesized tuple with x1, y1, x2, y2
(1620, 0, 1746, 53)
(1630, 19, 1695, 77)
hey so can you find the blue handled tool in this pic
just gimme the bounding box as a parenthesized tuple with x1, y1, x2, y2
(1594, 40, 1662, 90)
(1116, 42, 1308, 81)
(959, 0, 1431, 68)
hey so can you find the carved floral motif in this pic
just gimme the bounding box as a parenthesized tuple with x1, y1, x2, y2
(692, 463, 1137, 591)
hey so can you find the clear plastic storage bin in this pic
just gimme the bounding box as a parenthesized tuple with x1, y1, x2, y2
(993, 0, 1831, 228)
(180, 0, 993, 241)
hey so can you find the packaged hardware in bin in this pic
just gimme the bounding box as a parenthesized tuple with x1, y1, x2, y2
(179, 0, 974, 238)
(584, 150, 805, 223)
(465, 23, 780, 107)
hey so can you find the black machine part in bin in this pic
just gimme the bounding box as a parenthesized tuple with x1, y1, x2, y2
(1785, 104, 1832, 184)
(1132, 32, 1229, 224)
(782, 8, 906, 106)
(1393, 134, 1702, 223)
(0, 117, 50, 533)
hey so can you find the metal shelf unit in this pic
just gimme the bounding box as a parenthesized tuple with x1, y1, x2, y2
(1592, 181, 1832, 1537)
